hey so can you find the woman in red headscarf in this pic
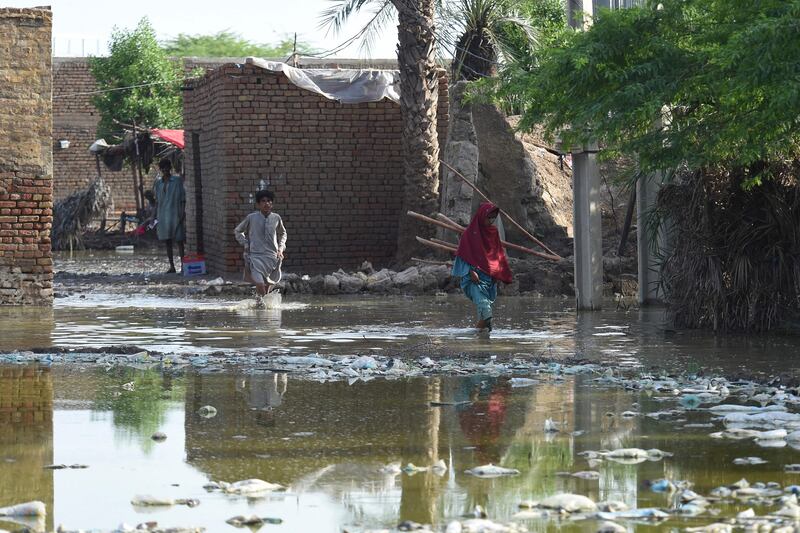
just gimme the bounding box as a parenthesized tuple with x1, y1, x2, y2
(451, 203, 513, 332)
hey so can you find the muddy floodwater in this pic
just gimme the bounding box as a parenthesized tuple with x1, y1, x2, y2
(3, 252, 800, 531)
(1, 290, 799, 374)
(4, 366, 800, 532)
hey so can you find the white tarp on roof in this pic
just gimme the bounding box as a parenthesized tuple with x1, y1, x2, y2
(247, 57, 400, 104)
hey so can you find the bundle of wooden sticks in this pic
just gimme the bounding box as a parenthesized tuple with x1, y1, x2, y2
(409, 161, 562, 265)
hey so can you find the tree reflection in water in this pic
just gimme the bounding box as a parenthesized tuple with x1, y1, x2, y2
(92, 368, 183, 453)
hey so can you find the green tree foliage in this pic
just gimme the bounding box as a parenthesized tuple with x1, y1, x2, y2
(466, 0, 566, 112)
(91, 18, 183, 139)
(478, 0, 800, 331)
(482, 0, 800, 181)
(162, 30, 311, 58)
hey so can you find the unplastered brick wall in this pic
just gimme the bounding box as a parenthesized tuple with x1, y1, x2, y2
(183, 62, 449, 275)
(52, 57, 390, 216)
(52, 57, 226, 216)
(0, 8, 53, 305)
(53, 58, 137, 215)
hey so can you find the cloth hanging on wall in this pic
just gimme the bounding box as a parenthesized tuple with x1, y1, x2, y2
(247, 57, 400, 104)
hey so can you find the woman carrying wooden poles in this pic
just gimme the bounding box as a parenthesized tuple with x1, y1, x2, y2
(450, 203, 513, 334)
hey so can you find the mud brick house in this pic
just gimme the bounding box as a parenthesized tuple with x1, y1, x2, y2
(51, 57, 405, 218)
(183, 59, 449, 274)
(0, 8, 53, 305)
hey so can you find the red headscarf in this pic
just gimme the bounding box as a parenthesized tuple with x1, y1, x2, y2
(456, 203, 513, 283)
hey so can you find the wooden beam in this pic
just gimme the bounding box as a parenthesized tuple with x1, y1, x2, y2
(440, 159, 562, 259)
(416, 236, 457, 254)
(408, 211, 561, 261)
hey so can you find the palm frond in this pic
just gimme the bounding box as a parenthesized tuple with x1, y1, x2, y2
(358, 1, 398, 57)
(319, 0, 380, 36)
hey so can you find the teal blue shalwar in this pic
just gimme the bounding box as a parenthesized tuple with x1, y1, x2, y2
(452, 256, 497, 321)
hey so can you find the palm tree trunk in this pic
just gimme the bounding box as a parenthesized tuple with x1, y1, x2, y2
(392, 0, 440, 264)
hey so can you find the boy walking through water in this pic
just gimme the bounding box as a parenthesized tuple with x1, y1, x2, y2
(234, 190, 287, 308)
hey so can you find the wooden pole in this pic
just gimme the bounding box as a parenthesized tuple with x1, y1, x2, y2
(407, 210, 462, 234)
(132, 122, 146, 217)
(130, 161, 142, 214)
(412, 257, 452, 266)
(440, 160, 562, 259)
(436, 212, 463, 230)
(416, 236, 457, 254)
(431, 237, 459, 249)
(408, 210, 561, 261)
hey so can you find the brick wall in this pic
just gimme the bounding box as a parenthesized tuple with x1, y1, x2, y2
(47, 60, 257, 212)
(0, 8, 54, 305)
(183, 62, 449, 274)
(51, 57, 410, 218)
(53, 58, 144, 215)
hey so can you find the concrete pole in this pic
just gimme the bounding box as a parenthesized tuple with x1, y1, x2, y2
(637, 172, 664, 305)
(572, 142, 603, 310)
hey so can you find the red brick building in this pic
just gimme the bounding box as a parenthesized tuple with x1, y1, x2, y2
(0, 8, 53, 305)
(52, 58, 223, 216)
(183, 60, 449, 274)
(51, 58, 406, 219)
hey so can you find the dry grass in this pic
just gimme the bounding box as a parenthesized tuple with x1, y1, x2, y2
(656, 163, 800, 331)
(52, 177, 112, 251)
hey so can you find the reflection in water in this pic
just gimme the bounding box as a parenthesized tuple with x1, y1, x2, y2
(92, 368, 183, 453)
(0, 366, 53, 532)
(235, 372, 288, 427)
(399, 378, 442, 525)
(458, 378, 512, 465)
(0, 307, 53, 350)
(5, 366, 800, 530)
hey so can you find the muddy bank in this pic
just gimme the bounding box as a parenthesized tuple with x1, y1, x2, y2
(54, 251, 637, 300)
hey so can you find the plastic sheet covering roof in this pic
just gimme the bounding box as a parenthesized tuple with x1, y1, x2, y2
(247, 57, 400, 104)
(150, 129, 185, 149)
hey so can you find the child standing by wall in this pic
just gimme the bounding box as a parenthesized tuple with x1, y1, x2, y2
(234, 190, 287, 308)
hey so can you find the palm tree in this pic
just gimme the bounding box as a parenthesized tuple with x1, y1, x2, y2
(322, 0, 441, 264)
(438, 0, 539, 81)
(320, 0, 540, 262)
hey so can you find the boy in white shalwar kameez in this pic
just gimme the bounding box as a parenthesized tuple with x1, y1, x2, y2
(234, 190, 287, 307)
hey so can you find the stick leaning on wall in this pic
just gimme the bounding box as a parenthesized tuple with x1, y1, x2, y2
(439, 160, 562, 260)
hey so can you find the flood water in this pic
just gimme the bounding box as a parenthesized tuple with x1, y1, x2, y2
(3, 366, 800, 532)
(1, 290, 798, 375)
(3, 252, 800, 530)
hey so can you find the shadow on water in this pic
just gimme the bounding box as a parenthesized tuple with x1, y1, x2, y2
(4, 366, 800, 531)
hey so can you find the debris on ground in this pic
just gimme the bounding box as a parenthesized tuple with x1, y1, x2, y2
(0, 500, 46, 516)
(464, 464, 520, 478)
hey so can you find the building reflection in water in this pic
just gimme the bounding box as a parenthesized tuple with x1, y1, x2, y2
(181, 370, 652, 528)
(0, 366, 54, 532)
(0, 307, 53, 351)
